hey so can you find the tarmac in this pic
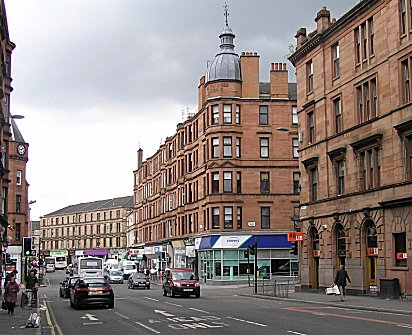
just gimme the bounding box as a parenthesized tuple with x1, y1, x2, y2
(1, 283, 411, 334)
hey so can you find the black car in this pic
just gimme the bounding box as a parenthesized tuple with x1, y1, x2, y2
(70, 277, 114, 309)
(59, 278, 70, 298)
(67, 276, 80, 300)
(128, 272, 150, 289)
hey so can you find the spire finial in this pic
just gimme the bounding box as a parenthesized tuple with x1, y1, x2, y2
(224, 2, 229, 26)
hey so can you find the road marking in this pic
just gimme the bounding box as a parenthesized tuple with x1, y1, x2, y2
(145, 297, 160, 302)
(135, 321, 161, 334)
(164, 302, 182, 307)
(148, 319, 161, 324)
(81, 313, 98, 321)
(115, 297, 127, 300)
(226, 316, 267, 327)
(283, 307, 412, 328)
(154, 309, 175, 317)
(83, 322, 103, 326)
(43, 300, 64, 335)
(189, 308, 212, 314)
(114, 312, 130, 320)
(287, 331, 307, 335)
(398, 325, 412, 329)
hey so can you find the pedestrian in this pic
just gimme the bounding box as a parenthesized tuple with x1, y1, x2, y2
(334, 265, 351, 301)
(4, 269, 18, 287)
(4, 276, 19, 315)
(25, 269, 39, 307)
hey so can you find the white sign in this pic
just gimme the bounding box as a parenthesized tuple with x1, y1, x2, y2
(175, 248, 186, 255)
(194, 238, 201, 250)
(75, 250, 84, 256)
(247, 221, 256, 227)
(144, 246, 154, 254)
(186, 246, 195, 257)
(212, 235, 252, 249)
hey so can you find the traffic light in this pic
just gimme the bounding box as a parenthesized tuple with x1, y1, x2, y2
(243, 250, 249, 258)
(6, 253, 11, 263)
(23, 237, 32, 256)
(290, 242, 298, 255)
(248, 244, 256, 256)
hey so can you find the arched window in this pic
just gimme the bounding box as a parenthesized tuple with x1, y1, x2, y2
(336, 223, 346, 257)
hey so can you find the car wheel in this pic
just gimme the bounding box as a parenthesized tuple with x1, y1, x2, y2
(171, 288, 176, 297)
(163, 289, 167, 296)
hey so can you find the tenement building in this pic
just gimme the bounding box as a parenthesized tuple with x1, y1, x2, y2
(41, 196, 133, 262)
(289, 0, 412, 295)
(134, 17, 299, 283)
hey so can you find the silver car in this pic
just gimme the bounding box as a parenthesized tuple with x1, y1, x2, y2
(107, 270, 124, 284)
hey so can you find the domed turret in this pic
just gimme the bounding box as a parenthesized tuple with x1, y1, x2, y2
(206, 8, 242, 83)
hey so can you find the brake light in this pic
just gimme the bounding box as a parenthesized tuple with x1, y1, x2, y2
(76, 288, 89, 292)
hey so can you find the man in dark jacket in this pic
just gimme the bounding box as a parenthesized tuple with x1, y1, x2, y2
(334, 265, 351, 301)
(25, 270, 38, 307)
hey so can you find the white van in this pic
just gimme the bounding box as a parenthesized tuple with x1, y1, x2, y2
(104, 259, 119, 271)
(119, 260, 137, 279)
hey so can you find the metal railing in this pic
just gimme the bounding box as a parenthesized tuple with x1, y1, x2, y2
(254, 279, 295, 298)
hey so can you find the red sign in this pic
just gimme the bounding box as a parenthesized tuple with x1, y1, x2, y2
(287, 232, 304, 242)
(397, 253, 407, 260)
(313, 250, 320, 257)
(367, 247, 379, 256)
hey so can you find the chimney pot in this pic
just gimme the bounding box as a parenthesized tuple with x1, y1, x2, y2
(271, 63, 274, 71)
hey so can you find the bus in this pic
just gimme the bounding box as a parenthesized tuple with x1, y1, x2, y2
(76, 256, 104, 277)
(55, 256, 68, 270)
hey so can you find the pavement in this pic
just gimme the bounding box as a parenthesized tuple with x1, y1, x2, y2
(0, 293, 43, 335)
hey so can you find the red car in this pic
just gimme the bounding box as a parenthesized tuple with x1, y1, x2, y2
(162, 268, 200, 298)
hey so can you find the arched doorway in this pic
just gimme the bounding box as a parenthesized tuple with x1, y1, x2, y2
(309, 227, 320, 289)
(335, 223, 346, 268)
(363, 218, 378, 292)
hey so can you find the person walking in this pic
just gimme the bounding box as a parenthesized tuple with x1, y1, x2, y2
(4, 276, 19, 314)
(334, 265, 351, 301)
(25, 270, 38, 307)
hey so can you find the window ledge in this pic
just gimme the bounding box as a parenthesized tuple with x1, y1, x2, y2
(388, 267, 409, 271)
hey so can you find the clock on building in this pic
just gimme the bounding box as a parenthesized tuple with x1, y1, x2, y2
(17, 144, 26, 155)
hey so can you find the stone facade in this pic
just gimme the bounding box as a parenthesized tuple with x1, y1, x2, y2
(289, 0, 412, 295)
(41, 196, 133, 259)
(133, 23, 300, 282)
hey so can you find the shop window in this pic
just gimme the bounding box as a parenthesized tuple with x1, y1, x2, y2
(394, 232, 407, 267)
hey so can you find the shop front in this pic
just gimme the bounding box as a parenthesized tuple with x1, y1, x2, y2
(196, 234, 295, 285)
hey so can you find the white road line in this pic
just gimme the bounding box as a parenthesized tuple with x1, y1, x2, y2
(189, 308, 212, 314)
(135, 321, 161, 334)
(163, 302, 183, 307)
(114, 312, 130, 320)
(144, 297, 160, 302)
(226, 316, 267, 327)
(287, 331, 308, 335)
(398, 325, 412, 329)
(83, 322, 103, 326)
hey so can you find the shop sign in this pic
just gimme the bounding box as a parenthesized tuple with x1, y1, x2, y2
(367, 248, 378, 256)
(144, 246, 154, 255)
(175, 248, 186, 255)
(247, 221, 256, 227)
(397, 252, 407, 260)
(212, 235, 252, 249)
(313, 250, 320, 257)
(75, 250, 83, 256)
(186, 246, 195, 257)
(154, 246, 161, 254)
(287, 232, 304, 242)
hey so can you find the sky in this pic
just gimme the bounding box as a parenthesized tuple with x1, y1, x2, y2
(4, 0, 358, 220)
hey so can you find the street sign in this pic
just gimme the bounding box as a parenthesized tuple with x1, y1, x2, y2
(287, 232, 304, 242)
(367, 247, 378, 256)
(30, 250, 37, 257)
(397, 252, 407, 260)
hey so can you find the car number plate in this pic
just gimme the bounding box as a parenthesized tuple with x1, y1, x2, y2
(183, 289, 193, 292)
(89, 291, 103, 295)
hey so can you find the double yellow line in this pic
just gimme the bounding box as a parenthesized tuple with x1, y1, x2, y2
(43, 299, 64, 335)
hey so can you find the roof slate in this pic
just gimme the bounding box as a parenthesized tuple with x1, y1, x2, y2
(43, 196, 133, 217)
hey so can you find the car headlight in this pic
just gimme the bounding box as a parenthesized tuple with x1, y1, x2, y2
(174, 282, 181, 287)
(195, 283, 200, 287)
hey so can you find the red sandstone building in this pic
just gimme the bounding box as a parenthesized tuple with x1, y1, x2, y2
(289, 0, 411, 295)
(133, 18, 299, 283)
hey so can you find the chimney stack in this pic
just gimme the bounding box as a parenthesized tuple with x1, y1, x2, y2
(295, 28, 307, 49)
(315, 6, 331, 33)
(137, 148, 143, 170)
(240, 52, 260, 98)
(270, 62, 289, 99)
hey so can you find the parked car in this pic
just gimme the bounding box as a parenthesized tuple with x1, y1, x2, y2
(70, 277, 114, 309)
(162, 268, 200, 298)
(107, 270, 124, 284)
(46, 263, 55, 272)
(128, 272, 150, 289)
(59, 278, 70, 298)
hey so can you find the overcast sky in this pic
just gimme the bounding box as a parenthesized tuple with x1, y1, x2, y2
(5, 0, 358, 220)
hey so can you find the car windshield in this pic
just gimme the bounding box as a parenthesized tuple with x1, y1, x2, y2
(172, 271, 196, 280)
(110, 271, 122, 276)
(124, 265, 136, 270)
(133, 273, 146, 279)
(80, 278, 107, 288)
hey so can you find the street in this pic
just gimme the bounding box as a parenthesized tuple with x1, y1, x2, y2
(39, 271, 412, 335)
